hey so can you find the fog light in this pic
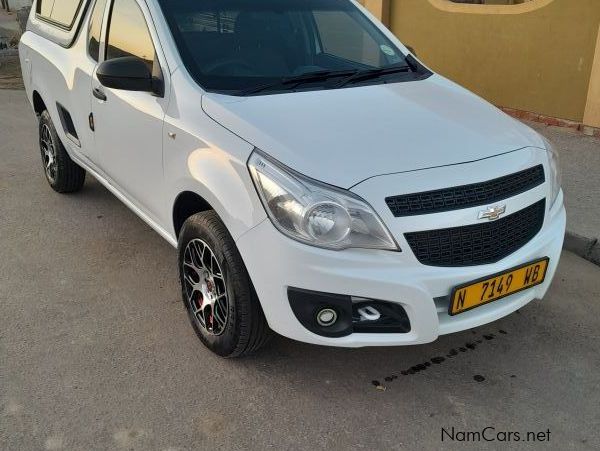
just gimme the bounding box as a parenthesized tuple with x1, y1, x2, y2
(316, 308, 338, 327)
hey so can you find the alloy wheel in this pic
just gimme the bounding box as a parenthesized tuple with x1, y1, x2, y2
(182, 239, 229, 335)
(40, 123, 57, 183)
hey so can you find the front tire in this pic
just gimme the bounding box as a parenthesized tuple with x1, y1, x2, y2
(39, 110, 86, 193)
(178, 211, 271, 357)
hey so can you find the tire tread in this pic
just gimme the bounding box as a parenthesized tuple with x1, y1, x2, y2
(179, 211, 271, 358)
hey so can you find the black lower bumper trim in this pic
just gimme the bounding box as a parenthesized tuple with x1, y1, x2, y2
(287, 287, 411, 338)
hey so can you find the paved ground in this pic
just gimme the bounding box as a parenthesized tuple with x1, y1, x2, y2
(0, 9, 21, 33)
(0, 54, 23, 90)
(0, 9, 23, 90)
(0, 9, 20, 48)
(2, 89, 600, 450)
(526, 121, 600, 244)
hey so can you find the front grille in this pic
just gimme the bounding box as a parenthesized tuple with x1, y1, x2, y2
(405, 200, 546, 267)
(386, 165, 545, 217)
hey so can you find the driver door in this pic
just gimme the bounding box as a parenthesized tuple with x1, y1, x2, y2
(91, 0, 170, 222)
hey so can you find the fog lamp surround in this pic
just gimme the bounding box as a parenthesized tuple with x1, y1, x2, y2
(248, 149, 398, 251)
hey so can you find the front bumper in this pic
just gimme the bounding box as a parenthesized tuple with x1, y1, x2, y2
(236, 193, 565, 347)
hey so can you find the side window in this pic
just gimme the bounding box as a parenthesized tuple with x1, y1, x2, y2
(37, 0, 54, 17)
(88, 0, 109, 62)
(106, 0, 156, 71)
(312, 10, 386, 67)
(37, 0, 83, 29)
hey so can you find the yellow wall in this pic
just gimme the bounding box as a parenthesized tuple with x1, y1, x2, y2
(584, 25, 600, 128)
(387, 0, 600, 122)
(362, 0, 390, 25)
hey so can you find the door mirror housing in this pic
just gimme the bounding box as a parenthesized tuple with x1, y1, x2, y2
(97, 56, 163, 96)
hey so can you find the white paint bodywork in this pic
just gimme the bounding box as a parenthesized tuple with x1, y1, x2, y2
(19, 0, 566, 347)
(202, 78, 545, 189)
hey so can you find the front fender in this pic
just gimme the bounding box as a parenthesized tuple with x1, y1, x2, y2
(164, 87, 267, 240)
(164, 71, 269, 241)
(167, 156, 267, 242)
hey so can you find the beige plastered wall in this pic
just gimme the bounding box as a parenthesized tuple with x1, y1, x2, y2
(361, 0, 600, 126)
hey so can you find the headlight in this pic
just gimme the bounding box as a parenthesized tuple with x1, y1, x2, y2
(543, 137, 562, 207)
(248, 150, 398, 251)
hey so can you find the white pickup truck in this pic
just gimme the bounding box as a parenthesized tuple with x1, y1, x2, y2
(20, 0, 565, 357)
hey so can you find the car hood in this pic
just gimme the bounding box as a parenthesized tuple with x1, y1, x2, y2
(202, 75, 544, 188)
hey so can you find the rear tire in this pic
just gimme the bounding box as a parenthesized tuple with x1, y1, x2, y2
(39, 110, 86, 193)
(178, 211, 271, 357)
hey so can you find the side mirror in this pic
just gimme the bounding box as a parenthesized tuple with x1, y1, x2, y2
(97, 56, 163, 96)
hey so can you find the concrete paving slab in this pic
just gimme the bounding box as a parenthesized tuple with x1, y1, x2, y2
(1, 89, 600, 450)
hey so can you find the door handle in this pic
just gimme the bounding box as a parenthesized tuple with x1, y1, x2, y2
(93, 87, 107, 102)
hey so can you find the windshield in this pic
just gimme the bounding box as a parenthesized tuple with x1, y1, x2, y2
(158, 0, 416, 95)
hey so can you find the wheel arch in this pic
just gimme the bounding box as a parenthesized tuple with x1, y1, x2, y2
(168, 163, 268, 244)
(172, 191, 214, 239)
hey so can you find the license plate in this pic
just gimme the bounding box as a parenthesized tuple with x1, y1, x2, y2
(449, 258, 549, 316)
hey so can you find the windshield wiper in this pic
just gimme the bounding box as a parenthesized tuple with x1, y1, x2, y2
(334, 63, 412, 89)
(239, 69, 359, 95)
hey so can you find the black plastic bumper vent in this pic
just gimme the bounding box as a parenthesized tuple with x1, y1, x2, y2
(404, 200, 546, 267)
(287, 288, 410, 337)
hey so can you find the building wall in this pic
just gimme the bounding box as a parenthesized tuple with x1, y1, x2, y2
(383, 0, 600, 124)
(584, 25, 600, 128)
